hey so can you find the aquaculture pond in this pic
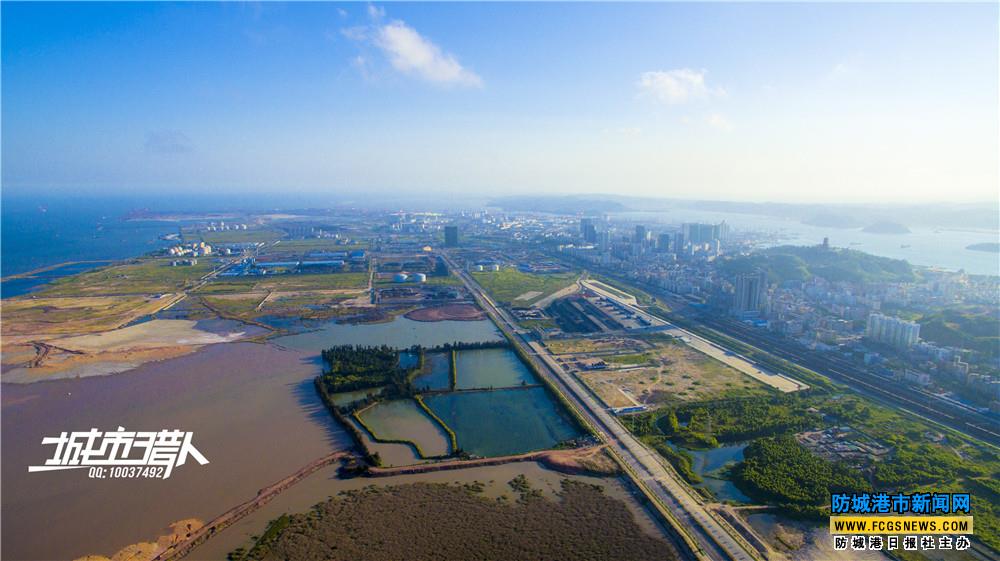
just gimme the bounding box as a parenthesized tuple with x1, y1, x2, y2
(424, 387, 580, 457)
(357, 399, 451, 457)
(455, 348, 536, 389)
(412, 352, 451, 391)
(398, 351, 420, 369)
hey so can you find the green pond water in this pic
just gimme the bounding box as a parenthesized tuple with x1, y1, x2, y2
(667, 441, 751, 503)
(413, 352, 451, 391)
(455, 348, 536, 390)
(424, 387, 580, 457)
(358, 399, 451, 457)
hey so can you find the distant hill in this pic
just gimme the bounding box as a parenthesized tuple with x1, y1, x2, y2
(966, 242, 1000, 253)
(720, 245, 917, 284)
(489, 196, 629, 214)
(487, 195, 998, 230)
(862, 221, 910, 234)
(801, 213, 864, 229)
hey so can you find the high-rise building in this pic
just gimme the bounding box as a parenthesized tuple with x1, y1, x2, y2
(733, 271, 766, 317)
(580, 218, 598, 243)
(866, 314, 920, 349)
(673, 232, 686, 256)
(657, 233, 672, 253)
(683, 222, 729, 245)
(444, 225, 459, 247)
(598, 230, 611, 251)
(633, 224, 648, 244)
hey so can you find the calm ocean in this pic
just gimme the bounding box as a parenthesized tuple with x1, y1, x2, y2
(2, 198, 181, 272)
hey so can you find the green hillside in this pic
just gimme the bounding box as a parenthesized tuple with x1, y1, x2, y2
(919, 308, 999, 358)
(721, 246, 917, 284)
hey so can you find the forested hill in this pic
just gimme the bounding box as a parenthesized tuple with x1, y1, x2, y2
(721, 246, 917, 284)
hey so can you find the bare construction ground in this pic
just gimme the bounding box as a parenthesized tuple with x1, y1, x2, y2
(577, 339, 771, 408)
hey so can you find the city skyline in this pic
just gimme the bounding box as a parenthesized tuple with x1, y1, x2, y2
(2, 2, 998, 203)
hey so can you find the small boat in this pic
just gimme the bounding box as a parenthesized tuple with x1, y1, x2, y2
(900, 244, 910, 248)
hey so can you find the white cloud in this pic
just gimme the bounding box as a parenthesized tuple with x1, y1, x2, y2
(367, 4, 385, 20)
(374, 20, 482, 87)
(352, 55, 371, 80)
(637, 68, 723, 105)
(337, 8, 348, 18)
(340, 25, 368, 41)
(706, 113, 734, 132)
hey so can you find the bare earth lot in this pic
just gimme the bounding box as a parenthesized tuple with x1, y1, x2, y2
(577, 340, 771, 408)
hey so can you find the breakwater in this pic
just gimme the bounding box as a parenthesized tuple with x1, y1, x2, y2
(152, 451, 351, 561)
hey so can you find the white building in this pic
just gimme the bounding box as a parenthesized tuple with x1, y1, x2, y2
(866, 313, 920, 349)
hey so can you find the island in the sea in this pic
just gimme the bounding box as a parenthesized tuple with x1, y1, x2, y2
(966, 242, 1000, 253)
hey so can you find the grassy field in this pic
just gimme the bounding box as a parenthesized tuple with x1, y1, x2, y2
(519, 318, 558, 330)
(252, 272, 369, 291)
(198, 272, 369, 294)
(38, 259, 218, 296)
(472, 268, 577, 306)
(199, 293, 268, 317)
(195, 278, 263, 294)
(545, 337, 644, 355)
(1, 295, 174, 336)
(198, 227, 286, 244)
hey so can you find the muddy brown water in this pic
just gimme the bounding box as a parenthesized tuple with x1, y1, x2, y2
(1, 342, 350, 561)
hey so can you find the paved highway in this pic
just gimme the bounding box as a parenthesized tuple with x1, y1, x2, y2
(446, 255, 759, 561)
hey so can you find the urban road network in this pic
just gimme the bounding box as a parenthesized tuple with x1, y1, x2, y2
(444, 254, 760, 561)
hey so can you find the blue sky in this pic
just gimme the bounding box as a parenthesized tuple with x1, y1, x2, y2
(2, 2, 997, 202)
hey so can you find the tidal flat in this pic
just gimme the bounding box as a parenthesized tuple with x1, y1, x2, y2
(193, 462, 672, 561)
